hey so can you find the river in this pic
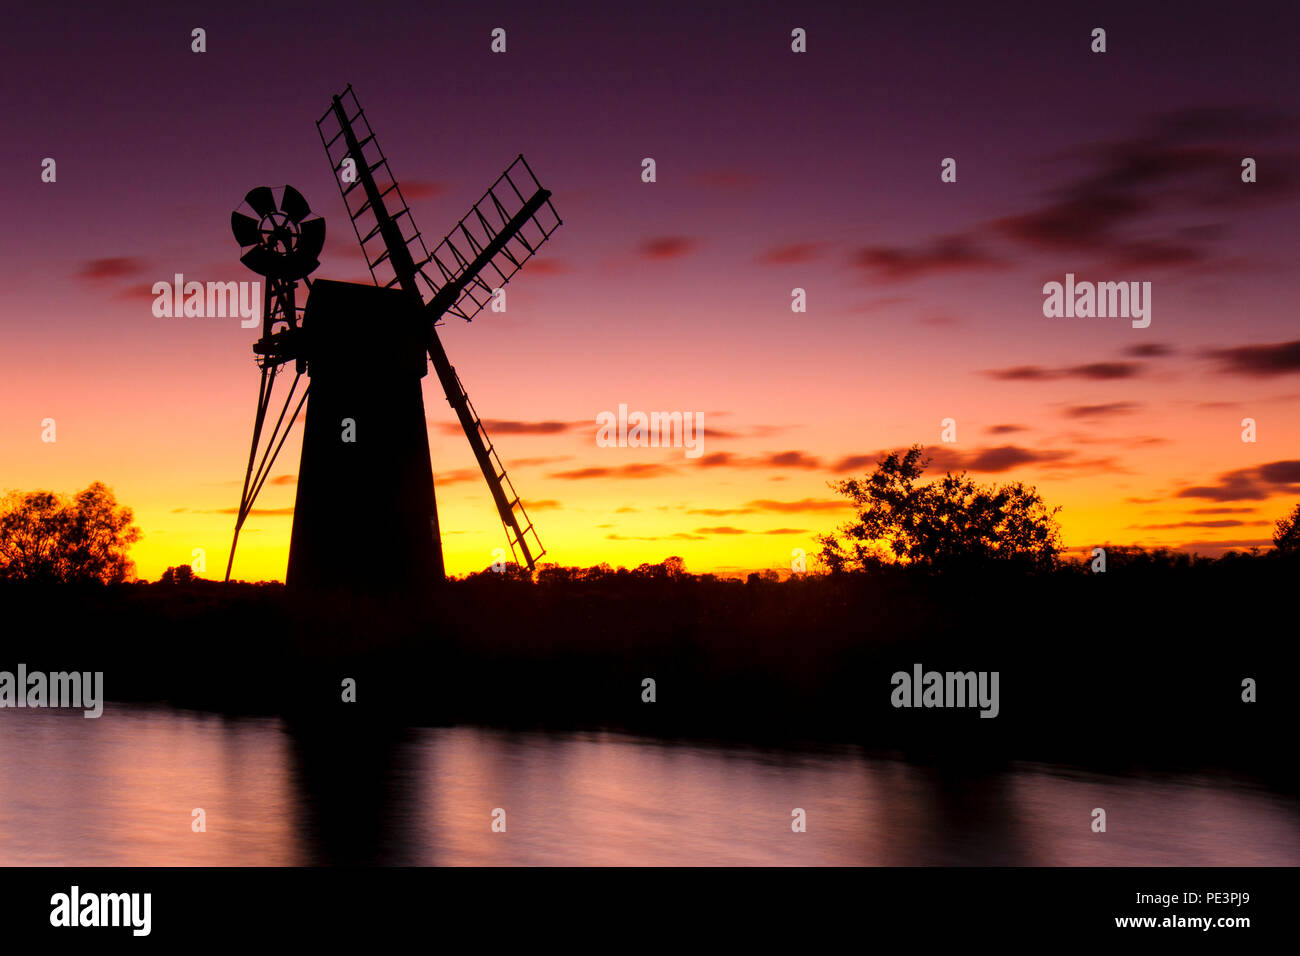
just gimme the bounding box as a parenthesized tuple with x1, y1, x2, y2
(1, 706, 1295, 866)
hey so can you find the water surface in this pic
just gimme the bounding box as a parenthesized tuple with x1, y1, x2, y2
(1, 707, 1295, 865)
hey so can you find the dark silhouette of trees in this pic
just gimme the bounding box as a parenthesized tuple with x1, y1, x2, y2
(465, 557, 689, 586)
(536, 562, 577, 585)
(495, 562, 535, 583)
(1274, 502, 1300, 555)
(0, 482, 141, 583)
(818, 444, 1062, 573)
(160, 564, 195, 584)
(576, 563, 615, 583)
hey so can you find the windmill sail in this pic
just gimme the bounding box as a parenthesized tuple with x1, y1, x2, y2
(317, 87, 440, 301)
(420, 155, 562, 323)
(316, 84, 560, 571)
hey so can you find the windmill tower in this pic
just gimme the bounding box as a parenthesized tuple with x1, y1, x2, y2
(224, 85, 561, 592)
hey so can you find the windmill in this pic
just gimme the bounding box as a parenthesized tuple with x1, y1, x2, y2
(224, 85, 562, 592)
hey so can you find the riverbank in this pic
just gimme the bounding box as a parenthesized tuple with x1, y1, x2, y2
(2, 560, 1292, 788)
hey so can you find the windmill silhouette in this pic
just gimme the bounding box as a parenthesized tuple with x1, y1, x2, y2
(224, 85, 562, 591)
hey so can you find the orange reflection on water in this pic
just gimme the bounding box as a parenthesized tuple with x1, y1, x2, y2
(1, 708, 1297, 866)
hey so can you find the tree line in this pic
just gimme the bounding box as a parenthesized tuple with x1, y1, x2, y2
(3, 450, 1297, 584)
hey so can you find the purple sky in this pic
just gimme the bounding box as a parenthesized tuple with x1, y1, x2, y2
(3, 0, 1299, 579)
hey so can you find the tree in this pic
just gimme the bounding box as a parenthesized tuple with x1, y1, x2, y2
(0, 482, 142, 583)
(160, 564, 195, 585)
(818, 445, 1062, 573)
(495, 561, 535, 583)
(536, 563, 577, 585)
(632, 562, 666, 581)
(662, 556, 687, 579)
(576, 563, 614, 583)
(1274, 502, 1300, 555)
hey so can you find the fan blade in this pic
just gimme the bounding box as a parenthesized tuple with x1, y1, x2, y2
(297, 217, 326, 260)
(231, 211, 261, 247)
(244, 186, 276, 218)
(284, 252, 321, 279)
(240, 245, 278, 276)
(279, 185, 311, 224)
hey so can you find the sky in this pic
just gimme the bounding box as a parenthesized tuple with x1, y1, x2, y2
(2, 0, 1299, 582)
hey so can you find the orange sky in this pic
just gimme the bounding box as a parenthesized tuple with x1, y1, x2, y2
(5, 277, 1297, 582)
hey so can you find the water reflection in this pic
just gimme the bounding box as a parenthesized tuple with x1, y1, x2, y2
(1, 707, 1296, 866)
(284, 719, 425, 866)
